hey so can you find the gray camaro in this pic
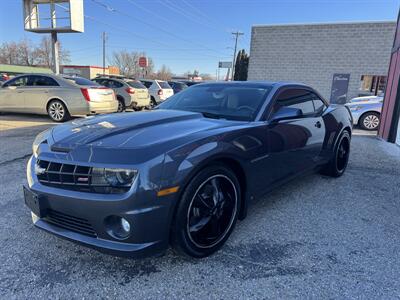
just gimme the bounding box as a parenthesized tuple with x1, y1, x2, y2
(24, 81, 352, 258)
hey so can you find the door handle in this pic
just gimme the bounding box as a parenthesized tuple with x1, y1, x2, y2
(315, 121, 322, 128)
(17, 90, 24, 93)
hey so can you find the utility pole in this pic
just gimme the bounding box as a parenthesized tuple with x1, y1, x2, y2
(102, 32, 107, 75)
(231, 31, 243, 81)
(50, 1, 59, 74)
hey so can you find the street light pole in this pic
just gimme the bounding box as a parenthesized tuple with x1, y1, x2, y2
(231, 31, 243, 81)
(102, 31, 107, 75)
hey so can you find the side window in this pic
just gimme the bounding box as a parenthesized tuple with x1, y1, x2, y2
(29, 75, 59, 87)
(312, 94, 327, 114)
(141, 81, 152, 88)
(109, 80, 123, 88)
(114, 81, 123, 88)
(98, 79, 109, 87)
(4, 76, 29, 87)
(272, 88, 315, 117)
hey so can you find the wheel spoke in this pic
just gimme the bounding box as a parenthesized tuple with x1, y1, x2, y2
(210, 178, 222, 205)
(196, 193, 213, 209)
(189, 215, 212, 233)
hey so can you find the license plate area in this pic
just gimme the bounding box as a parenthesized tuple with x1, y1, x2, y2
(23, 186, 46, 218)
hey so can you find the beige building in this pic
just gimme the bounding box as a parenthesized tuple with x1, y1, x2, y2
(61, 65, 120, 79)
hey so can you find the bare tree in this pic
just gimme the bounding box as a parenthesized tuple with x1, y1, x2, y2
(109, 50, 154, 78)
(0, 37, 70, 68)
(0, 42, 19, 64)
(199, 73, 213, 80)
(156, 65, 172, 80)
(35, 36, 70, 68)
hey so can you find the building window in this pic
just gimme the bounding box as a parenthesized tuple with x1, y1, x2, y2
(359, 75, 387, 96)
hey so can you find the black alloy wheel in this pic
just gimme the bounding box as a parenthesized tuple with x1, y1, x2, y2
(171, 165, 241, 258)
(335, 133, 350, 174)
(320, 131, 351, 177)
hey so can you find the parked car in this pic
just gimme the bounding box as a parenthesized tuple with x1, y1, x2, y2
(349, 95, 384, 103)
(24, 81, 352, 258)
(92, 76, 150, 112)
(168, 81, 188, 94)
(178, 80, 202, 87)
(0, 74, 117, 122)
(139, 79, 174, 105)
(345, 98, 383, 130)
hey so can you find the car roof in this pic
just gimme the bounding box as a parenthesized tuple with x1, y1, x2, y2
(189, 80, 311, 89)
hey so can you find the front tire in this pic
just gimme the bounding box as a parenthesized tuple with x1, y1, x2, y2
(320, 131, 351, 177)
(47, 100, 70, 122)
(359, 112, 380, 130)
(171, 165, 241, 258)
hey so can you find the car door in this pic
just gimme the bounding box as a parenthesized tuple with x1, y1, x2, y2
(26, 75, 60, 113)
(0, 75, 29, 112)
(265, 87, 326, 183)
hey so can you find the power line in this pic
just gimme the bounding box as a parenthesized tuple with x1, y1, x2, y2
(125, 0, 173, 25)
(158, 0, 224, 34)
(55, 2, 230, 66)
(91, 0, 229, 56)
(179, 0, 230, 33)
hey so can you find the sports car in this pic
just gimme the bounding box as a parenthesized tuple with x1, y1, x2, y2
(24, 81, 352, 258)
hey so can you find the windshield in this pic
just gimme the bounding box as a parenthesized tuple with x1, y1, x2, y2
(158, 84, 272, 121)
(158, 81, 171, 89)
(127, 80, 146, 89)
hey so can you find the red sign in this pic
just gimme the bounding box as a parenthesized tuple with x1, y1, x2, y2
(138, 57, 148, 68)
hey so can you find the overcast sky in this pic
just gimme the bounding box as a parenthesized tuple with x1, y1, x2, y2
(0, 0, 399, 75)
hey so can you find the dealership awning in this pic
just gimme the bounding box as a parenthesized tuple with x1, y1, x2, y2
(0, 64, 53, 75)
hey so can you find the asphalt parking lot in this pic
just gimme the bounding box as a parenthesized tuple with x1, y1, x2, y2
(1, 114, 399, 299)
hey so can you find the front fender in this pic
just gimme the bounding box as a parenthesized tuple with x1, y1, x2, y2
(160, 140, 247, 190)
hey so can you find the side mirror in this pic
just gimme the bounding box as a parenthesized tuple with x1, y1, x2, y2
(270, 107, 302, 122)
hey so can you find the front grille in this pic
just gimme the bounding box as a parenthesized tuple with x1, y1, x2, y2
(36, 160, 128, 194)
(44, 209, 97, 237)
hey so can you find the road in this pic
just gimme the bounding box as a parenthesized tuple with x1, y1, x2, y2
(1, 114, 399, 299)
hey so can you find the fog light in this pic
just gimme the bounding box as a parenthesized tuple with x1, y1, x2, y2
(121, 218, 130, 233)
(104, 215, 131, 240)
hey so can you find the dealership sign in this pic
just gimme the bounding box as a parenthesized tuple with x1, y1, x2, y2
(218, 61, 232, 68)
(138, 57, 148, 68)
(330, 73, 350, 104)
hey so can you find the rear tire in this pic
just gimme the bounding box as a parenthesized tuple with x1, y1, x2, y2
(320, 131, 351, 177)
(117, 97, 125, 112)
(359, 112, 380, 131)
(171, 164, 241, 258)
(47, 100, 70, 122)
(150, 96, 157, 107)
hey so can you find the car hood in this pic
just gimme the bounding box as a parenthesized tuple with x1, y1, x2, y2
(49, 109, 243, 153)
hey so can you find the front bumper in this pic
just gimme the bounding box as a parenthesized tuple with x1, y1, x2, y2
(25, 156, 175, 258)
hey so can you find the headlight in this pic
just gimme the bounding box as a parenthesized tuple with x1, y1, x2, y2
(32, 129, 51, 157)
(92, 168, 138, 187)
(349, 105, 362, 111)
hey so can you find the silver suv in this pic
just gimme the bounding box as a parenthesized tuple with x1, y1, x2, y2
(93, 76, 151, 112)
